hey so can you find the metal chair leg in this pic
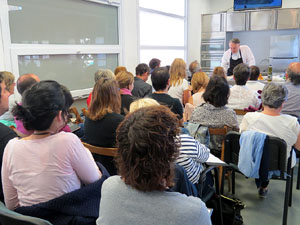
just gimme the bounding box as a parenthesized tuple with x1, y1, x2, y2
(213, 168, 223, 225)
(289, 168, 293, 207)
(232, 171, 235, 195)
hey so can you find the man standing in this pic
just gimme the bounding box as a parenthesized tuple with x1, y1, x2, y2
(132, 63, 152, 98)
(221, 38, 255, 76)
(0, 73, 17, 201)
(282, 62, 300, 118)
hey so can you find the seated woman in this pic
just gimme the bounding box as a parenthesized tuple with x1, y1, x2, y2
(184, 72, 209, 121)
(2, 80, 101, 210)
(115, 71, 135, 115)
(82, 78, 124, 175)
(240, 82, 300, 197)
(97, 106, 212, 225)
(189, 76, 238, 157)
(86, 69, 115, 107)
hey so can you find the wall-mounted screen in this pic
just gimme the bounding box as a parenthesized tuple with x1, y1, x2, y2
(234, 0, 282, 11)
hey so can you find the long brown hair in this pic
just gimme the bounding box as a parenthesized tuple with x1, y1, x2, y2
(88, 78, 121, 120)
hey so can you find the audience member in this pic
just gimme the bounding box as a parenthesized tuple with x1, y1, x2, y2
(188, 60, 201, 82)
(131, 63, 152, 98)
(168, 58, 189, 105)
(149, 67, 183, 119)
(82, 78, 124, 175)
(227, 63, 260, 110)
(282, 62, 300, 118)
(17, 73, 40, 95)
(246, 65, 265, 92)
(129, 98, 210, 185)
(0, 73, 17, 202)
(114, 66, 127, 76)
(184, 72, 209, 121)
(3, 80, 101, 210)
(212, 66, 227, 79)
(115, 71, 135, 115)
(190, 76, 238, 156)
(97, 106, 212, 225)
(0, 71, 15, 121)
(188, 72, 209, 106)
(86, 69, 115, 107)
(147, 58, 161, 86)
(240, 82, 300, 197)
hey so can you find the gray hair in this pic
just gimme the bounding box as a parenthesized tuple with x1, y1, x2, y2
(261, 82, 288, 109)
(230, 38, 240, 44)
(94, 69, 115, 83)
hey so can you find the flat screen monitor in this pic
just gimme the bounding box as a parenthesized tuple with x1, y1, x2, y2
(234, 0, 282, 11)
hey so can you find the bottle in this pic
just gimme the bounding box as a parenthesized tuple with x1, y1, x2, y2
(267, 65, 273, 82)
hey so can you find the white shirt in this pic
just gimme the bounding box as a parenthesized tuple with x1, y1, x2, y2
(246, 80, 265, 93)
(227, 85, 260, 110)
(168, 79, 189, 104)
(221, 45, 256, 72)
(240, 112, 300, 167)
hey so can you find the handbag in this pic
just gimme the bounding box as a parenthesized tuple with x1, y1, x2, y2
(207, 194, 245, 225)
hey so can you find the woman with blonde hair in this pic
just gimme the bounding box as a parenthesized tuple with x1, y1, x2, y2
(83, 78, 124, 174)
(168, 58, 189, 105)
(115, 71, 135, 115)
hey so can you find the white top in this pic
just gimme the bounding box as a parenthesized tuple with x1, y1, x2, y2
(240, 112, 300, 167)
(2, 132, 101, 210)
(221, 45, 256, 72)
(246, 80, 265, 92)
(192, 91, 205, 107)
(168, 79, 189, 104)
(227, 85, 260, 110)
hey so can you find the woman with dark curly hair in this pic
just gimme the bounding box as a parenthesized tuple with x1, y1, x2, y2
(96, 106, 211, 225)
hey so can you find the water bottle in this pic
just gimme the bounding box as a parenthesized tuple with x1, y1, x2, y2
(267, 65, 273, 82)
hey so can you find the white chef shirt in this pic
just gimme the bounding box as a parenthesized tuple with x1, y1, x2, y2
(221, 45, 256, 72)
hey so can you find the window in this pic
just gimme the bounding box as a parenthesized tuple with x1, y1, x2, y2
(1, 0, 121, 99)
(138, 0, 186, 66)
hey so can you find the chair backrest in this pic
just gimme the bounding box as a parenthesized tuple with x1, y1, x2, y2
(82, 142, 117, 157)
(0, 202, 52, 225)
(224, 131, 288, 178)
(208, 126, 228, 136)
(233, 109, 247, 116)
(81, 107, 87, 117)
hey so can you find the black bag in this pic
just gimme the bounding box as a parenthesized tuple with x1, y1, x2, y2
(206, 194, 245, 225)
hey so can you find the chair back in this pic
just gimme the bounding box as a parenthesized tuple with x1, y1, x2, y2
(233, 109, 247, 116)
(0, 202, 52, 225)
(82, 142, 117, 157)
(69, 107, 83, 124)
(224, 131, 288, 177)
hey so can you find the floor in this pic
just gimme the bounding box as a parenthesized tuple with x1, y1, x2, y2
(222, 165, 300, 225)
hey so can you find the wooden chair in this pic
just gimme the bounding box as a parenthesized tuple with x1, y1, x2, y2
(223, 131, 293, 225)
(82, 142, 117, 157)
(233, 109, 247, 116)
(81, 108, 88, 117)
(69, 107, 83, 124)
(208, 126, 228, 189)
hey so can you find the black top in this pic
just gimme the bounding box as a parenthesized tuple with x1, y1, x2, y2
(82, 113, 124, 175)
(132, 77, 152, 98)
(0, 123, 17, 201)
(227, 49, 243, 76)
(120, 94, 136, 116)
(149, 93, 183, 119)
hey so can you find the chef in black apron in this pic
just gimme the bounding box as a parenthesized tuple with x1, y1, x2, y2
(227, 49, 243, 76)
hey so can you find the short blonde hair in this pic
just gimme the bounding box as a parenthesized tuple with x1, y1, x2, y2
(191, 72, 209, 93)
(115, 71, 134, 89)
(129, 98, 160, 112)
(169, 58, 187, 86)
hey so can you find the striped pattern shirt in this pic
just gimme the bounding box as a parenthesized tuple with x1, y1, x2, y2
(176, 134, 210, 184)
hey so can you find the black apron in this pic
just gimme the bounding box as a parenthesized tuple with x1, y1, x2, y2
(227, 49, 243, 76)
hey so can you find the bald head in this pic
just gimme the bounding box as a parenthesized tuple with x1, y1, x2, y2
(287, 62, 300, 85)
(17, 73, 40, 95)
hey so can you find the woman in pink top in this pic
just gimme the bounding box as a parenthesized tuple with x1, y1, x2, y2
(2, 80, 101, 210)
